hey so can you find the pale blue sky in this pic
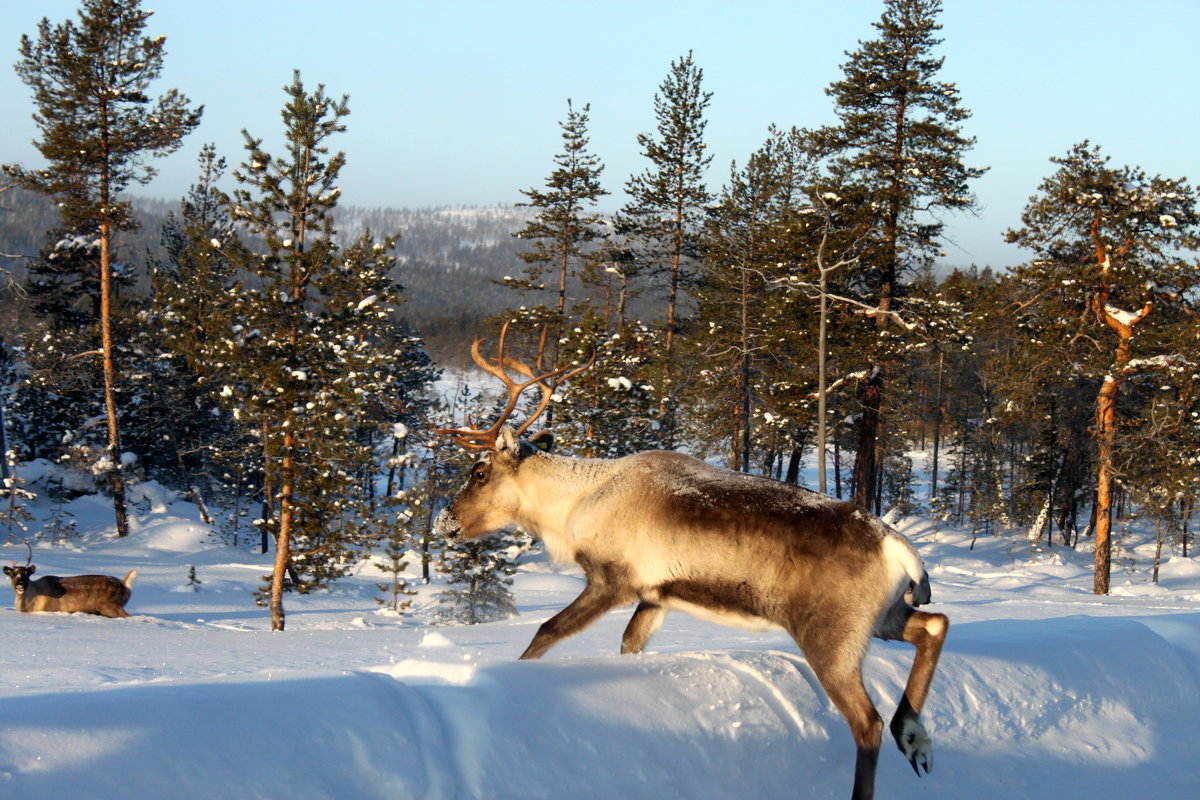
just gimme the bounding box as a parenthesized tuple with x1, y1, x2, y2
(2, 0, 1197, 269)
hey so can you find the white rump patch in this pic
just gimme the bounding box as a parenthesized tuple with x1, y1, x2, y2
(881, 533, 924, 591)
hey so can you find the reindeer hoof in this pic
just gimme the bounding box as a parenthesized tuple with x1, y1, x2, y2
(895, 716, 933, 775)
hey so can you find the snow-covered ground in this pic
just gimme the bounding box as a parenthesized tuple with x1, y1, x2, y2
(1, 478, 1198, 799)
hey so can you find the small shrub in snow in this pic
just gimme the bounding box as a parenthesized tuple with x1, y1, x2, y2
(432, 533, 522, 625)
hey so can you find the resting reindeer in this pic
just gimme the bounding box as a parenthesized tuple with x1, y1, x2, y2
(433, 323, 949, 800)
(4, 543, 136, 618)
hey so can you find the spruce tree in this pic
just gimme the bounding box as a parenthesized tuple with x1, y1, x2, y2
(371, 465, 420, 615)
(815, 0, 985, 507)
(434, 533, 521, 625)
(1005, 141, 1200, 593)
(12, 229, 129, 468)
(5, 0, 201, 537)
(150, 144, 241, 516)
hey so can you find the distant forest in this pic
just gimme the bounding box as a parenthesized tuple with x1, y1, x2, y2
(0, 186, 530, 364)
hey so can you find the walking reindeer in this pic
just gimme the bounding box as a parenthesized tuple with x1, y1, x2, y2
(433, 324, 949, 800)
(4, 541, 136, 618)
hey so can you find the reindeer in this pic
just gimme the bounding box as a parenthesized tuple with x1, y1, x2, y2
(432, 324, 949, 800)
(4, 542, 136, 618)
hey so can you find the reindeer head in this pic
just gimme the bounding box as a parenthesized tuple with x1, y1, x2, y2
(434, 323, 589, 541)
(4, 542, 35, 595)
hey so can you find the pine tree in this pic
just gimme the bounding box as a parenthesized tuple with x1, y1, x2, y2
(511, 100, 608, 373)
(620, 51, 713, 447)
(150, 145, 239, 496)
(165, 72, 431, 629)
(815, 0, 985, 507)
(5, 0, 201, 537)
(1005, 141, 1200, 593)
(693, 139, 795, 472)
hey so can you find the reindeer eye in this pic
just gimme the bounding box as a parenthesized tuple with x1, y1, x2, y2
(472, 466, 489, 483)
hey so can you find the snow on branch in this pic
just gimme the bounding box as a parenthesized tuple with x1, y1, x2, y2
(1122, 354, 1197, 375)
(802, 368, 873, 401)
(779, 278, 924, 333)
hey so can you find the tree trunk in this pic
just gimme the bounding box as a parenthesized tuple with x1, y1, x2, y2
(833, 437, 842, 499)
(260, 421, 273, 554)
(816, 268, 829, 494)
(1093, 375, 1119, 594)
(99, 221, 128, 538)
(270, 431, 296, 631)
(929, 351, 944, 501)
(852, 371, 883, 509)
(1152, 514, 1163, 585)
(785, 448, 802, 486)
(0, 394, 9, 484)
(739, 351, 752, 473)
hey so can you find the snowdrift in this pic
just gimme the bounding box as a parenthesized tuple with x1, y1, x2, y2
(2, 616, 1198, 799)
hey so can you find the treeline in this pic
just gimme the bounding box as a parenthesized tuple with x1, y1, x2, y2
(1, 0, 1197, 624)
(0, 186, 533, 364)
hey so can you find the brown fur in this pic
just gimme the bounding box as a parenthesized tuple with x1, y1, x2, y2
(434, 427, 949, 800)
(4, 563, 136, 618)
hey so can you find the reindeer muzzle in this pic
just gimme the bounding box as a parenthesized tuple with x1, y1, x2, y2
(432, 507, 462, 541)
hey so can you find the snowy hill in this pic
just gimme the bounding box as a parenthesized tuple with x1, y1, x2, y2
(1, 485, 1198, 799)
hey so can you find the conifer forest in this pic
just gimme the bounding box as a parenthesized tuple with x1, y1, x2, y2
(1, 0, 1197, 634)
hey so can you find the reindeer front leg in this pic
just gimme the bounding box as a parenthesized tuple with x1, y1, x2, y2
(520, 578, 625, 660)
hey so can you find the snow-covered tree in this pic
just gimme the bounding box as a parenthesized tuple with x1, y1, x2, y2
(511, 99, 608, 374)
(373, 500, 418, 614)
(168, 72, 433, 630)
(5, 0, 201, 537)
(1, 449, 34, 544)
(434, 532, 521, 626)
(619, 51, 713, 447)
(813, 0, 985, 507)
(1006, 141, 1200, 594)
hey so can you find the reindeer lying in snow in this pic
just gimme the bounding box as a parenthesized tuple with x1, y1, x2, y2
(4, 542, 136, 618)
(432, 324, 950, 800)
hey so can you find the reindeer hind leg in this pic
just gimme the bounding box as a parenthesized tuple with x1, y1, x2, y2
(887, 608, 949, 775)
(793, 621, 883, 800)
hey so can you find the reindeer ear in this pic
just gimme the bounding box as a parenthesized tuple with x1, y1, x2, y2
(495, 426, 522, 466)
(2, 566, 10, 577)
(27, 565, 36, 575)
(528, 430, 555, 453)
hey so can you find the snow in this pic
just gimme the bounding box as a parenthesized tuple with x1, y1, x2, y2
(1, 481, 1199, 798)
(1104, 303, 1141, 327)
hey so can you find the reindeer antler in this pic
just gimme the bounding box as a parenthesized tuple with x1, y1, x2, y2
(436, 321, 595, 451)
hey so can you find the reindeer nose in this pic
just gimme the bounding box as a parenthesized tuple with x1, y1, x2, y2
(432, 508, 461, 540)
